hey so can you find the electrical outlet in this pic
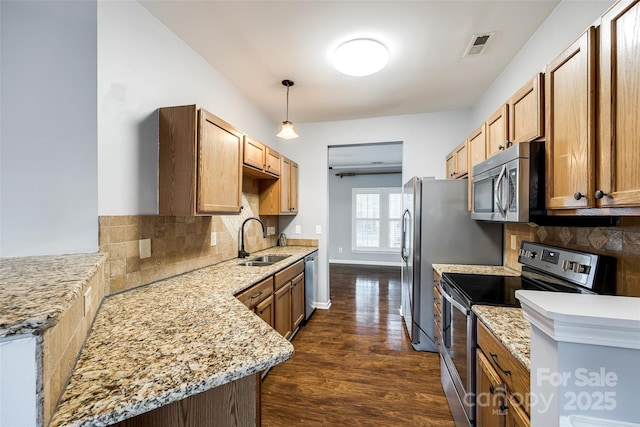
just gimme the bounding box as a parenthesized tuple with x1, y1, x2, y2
(295, 225, 301, 234)
(210, 232, 217, 246)
(339, 247, 343, 253)
(510, 234, 517, 251)
(268, 226, 276, 236)
(315, 225, 322, 234)
(83, 288, 92, 317)
(139, 239, 151, 259)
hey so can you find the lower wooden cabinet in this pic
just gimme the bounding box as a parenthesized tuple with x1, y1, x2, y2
(274, 284, 292, 339)
(235, 260, 305, 341)
(255, 294, 274, 328)
(476, 320, 530, 427)
(476, 350, 507, 427)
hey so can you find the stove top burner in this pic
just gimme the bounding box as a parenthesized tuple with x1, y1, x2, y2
(440, 272, 587, 309)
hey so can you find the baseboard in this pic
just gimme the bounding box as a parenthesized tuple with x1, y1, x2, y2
(314, 300, 332, 310)
(328, 259, 402, 267)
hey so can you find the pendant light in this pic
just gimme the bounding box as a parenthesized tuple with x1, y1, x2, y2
(276, 79, 299, 139)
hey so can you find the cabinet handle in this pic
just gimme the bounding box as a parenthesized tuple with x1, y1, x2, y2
(250, 291, 264, 300)
(595, 190, 608, 199)
(573, 192, 585, 200)
(489, 353, 511, 376)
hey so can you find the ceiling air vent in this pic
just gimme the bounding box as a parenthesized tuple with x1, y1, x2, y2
(463, 32, 495, 57)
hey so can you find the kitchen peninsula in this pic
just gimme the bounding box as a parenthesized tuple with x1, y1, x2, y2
(2, 246, 317, 427)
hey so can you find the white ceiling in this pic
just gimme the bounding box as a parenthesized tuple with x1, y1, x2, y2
(139, 0, 560, 124)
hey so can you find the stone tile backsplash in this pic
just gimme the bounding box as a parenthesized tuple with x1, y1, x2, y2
(99, 177, 279, 294)
(505, 217, 640, 297)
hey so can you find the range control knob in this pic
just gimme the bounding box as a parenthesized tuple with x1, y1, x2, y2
(572, 263, 591, 274)
(519, 250, 537, 259)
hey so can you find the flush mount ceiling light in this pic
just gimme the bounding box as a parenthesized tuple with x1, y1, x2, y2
(332, 39, 389, 76)
(276, 79, 299, 140)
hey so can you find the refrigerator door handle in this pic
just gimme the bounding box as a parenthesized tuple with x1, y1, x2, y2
(401, 209, 410, 261)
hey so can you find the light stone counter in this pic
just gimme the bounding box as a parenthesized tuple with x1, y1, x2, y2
(0, 252, 107, 338)
(49, 246, 317, 427)
(473, 305, 531, 370)
(432, 263, 520, 277)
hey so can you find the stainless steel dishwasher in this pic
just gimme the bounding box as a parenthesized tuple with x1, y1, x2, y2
(304, 251, 318, 320)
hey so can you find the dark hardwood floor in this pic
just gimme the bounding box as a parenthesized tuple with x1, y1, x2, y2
(261, 264, 455, 426)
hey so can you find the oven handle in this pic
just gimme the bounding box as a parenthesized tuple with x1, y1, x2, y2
(441, 286, 469, 314)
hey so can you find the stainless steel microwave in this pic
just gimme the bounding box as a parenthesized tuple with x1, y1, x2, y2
(471, 141, 545, 222)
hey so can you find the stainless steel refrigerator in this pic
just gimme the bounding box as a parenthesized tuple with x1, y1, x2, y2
(400, 177, 503, 352)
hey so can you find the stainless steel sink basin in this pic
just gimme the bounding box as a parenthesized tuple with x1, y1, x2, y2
(237, 260, 273, 267)
(250, 255, 290, 263)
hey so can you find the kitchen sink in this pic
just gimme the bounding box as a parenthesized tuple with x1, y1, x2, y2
(250, 255, 290, 263)
(237, 260, 274, 267)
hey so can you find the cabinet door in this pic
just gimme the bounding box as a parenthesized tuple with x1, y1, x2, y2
(506, 393, 530, 427)
(274, 283, 292, 339)
(445, 153, 456, 179)
(243, 136, 266, 171)
(468, 124, 487, 170)
(545, 28, 596, 209)
(265, 148, 281, 177)
(455, 141, 468, 178)
(280, 157, 291, 213)
(291, 272, 305, 331)
(197, 110, 243, 213)
(290, 161, 299, 213)
(598, 0, 640, 207)
(476, 350, 507, 427)
(509, 73, 544, 143)
(486, 104, 509, 158)
(256, 294, 275, 328)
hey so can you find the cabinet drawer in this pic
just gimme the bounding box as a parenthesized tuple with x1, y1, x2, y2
(235, 276, 274, 310)
(275, 260, 304, 290)
(477, 321, 530, 407)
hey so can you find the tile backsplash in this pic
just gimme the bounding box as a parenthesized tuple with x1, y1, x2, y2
(99, 177, 279, 294)
(505, 217, 640, 297)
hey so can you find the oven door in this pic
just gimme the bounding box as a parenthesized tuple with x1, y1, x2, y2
(440, 282, 476, 425)
(471, 165, 502, 221)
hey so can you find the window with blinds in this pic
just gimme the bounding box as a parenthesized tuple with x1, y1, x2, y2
(352, 187, 402, 253)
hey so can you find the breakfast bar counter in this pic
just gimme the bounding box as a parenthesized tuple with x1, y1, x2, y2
(47, 246, 316, 427)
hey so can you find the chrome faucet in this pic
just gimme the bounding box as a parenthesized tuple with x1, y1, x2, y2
(238, 217, 267, 258)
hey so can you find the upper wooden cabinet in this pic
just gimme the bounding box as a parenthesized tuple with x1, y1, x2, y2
(509, 73, 544, 144)
(243, 136, 281, 179)
(486, 104, 509, 158)
(545, 28, 597, 210)
(598, 0, 640, 208)
(468, 124, 487, 171)
(259, 156, 299, 215)
(445, 140, 468, 179)
(159, 105, 243, 215)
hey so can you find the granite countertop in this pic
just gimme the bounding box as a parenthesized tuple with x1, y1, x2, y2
(473, 305, 531, 370)
(49, 246, 317, 427)
(432, 263, 520, 277)
(0, 252, 108, 338)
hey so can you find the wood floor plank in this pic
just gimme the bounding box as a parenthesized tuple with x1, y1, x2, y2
(261, 264, 455, 426)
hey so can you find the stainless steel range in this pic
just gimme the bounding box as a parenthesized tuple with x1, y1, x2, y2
(438, 241, 615, 427)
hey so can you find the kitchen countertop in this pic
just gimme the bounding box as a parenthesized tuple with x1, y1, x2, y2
(473, 305, 531, 370)
(48, 246, 317, 427)
(432, 263, 520, 277)
(0, 252, 107, 338)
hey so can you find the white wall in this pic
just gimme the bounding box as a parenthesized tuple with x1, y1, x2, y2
(97, 0, 278, 215)
(0, 0, 98, 257)
(0, 335, 37, 427)
(278, 110, 469, 307)
(469, 0, 615, 130)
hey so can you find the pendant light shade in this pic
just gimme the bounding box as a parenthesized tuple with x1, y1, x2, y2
(277, 79, 299, 139)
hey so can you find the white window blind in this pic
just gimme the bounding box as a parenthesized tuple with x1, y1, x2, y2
(352, 187, 402, 253)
